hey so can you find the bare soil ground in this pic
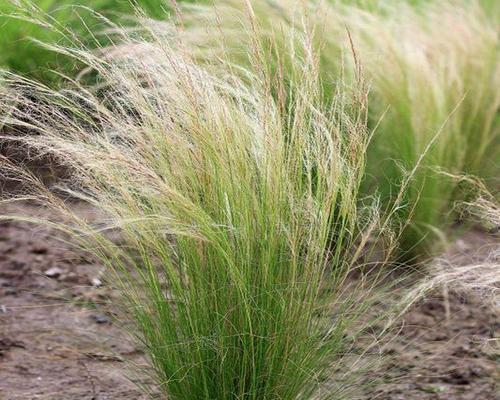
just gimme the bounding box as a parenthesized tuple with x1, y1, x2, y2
(0, 202, 498, 400)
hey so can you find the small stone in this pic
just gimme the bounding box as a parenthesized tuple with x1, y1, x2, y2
(455, 239, 467, 251)
(44, 267, 63, 279)
(31, 246, 48, 255)
(90, 277, 102, 287)
(91, 314, 110, 324)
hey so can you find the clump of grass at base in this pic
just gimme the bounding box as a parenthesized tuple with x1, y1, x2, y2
(0, 12, 392, 399)
(179, 0, 499, 261)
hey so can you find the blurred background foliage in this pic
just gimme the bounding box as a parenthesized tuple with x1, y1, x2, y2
(0, 0, 497, 84)
(0, 0, 173, 84)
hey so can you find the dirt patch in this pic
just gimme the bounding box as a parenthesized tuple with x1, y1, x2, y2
(0, 202, 150, 400)
(0, 202, 498, 399)
(371, 291, 498, 399)
(369, 232, 499, 400)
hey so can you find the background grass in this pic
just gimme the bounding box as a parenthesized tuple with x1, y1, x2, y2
(0, 0, 171, 83)
(358, 1, 499, 260)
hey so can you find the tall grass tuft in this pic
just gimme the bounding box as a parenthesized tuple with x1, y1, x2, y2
(0, 10, 395, 398)
(178, 0, 500, 261)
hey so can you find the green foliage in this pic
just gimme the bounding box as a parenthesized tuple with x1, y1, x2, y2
(1, 1, 497, 261)
(358, 1, 499, 259)
(0, 0, 170, 83)
(2, 3, 496, 398)
(0, 14, 387, 398)
(179, 0, 500, 261)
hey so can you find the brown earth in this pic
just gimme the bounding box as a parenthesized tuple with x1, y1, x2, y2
(0, 202, 498, 400)
(0, 203, 151, 400)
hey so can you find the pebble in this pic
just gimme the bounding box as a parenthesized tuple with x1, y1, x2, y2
(90, 277, 102, 287)
(44, 267, 63, 278)
(91, 314, 110, 324)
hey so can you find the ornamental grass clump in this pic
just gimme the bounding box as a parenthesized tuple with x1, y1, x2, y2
(0, 11, 390, 399)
